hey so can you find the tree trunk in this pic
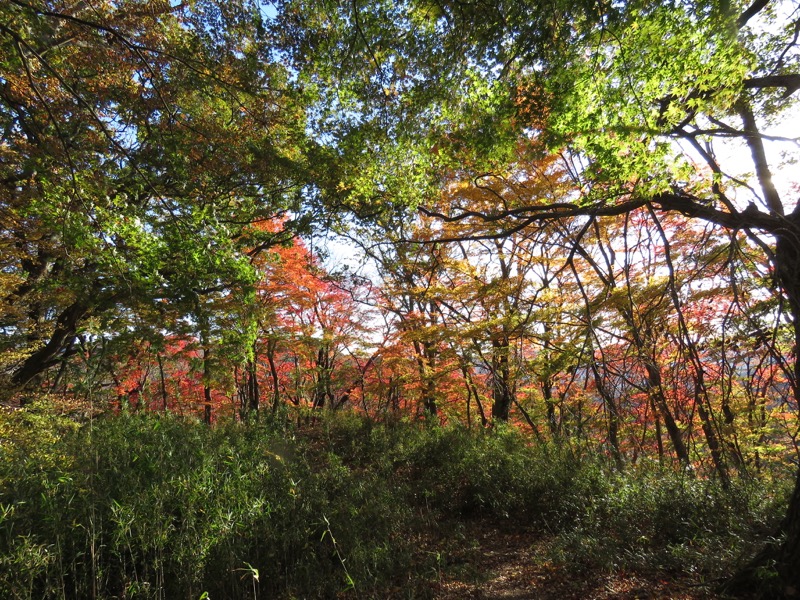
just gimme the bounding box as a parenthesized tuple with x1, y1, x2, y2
(730, 217, 800, 595)
(245, 356, 259, 415)
(157, 353, 168, 412)
(542, 375, 560, 438)
(695, 392, 730, 488)
(490, 336, 513, 422)
(644, 361, 690, 466)
(203, 345, 213, 425)
(11, 299, 91, 394)
(312, 344, 333, 409)
(775, 476, 800, 595)
(265, 338, 281, 415)
(240, 340, 260, 417)
(770, 222, 800, 594)
(620, 306, 689, 466)
(591, 362, 623, 470)
(460, 361, 487, 427)
(651, 396, 664, 465)
(411, 339, 438, 417)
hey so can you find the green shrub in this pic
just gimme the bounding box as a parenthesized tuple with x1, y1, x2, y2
(0, 407, 790, 598)
(549, 466, 790, 578)
(0, 410, 417, 599)
(389, 424, 606, 527)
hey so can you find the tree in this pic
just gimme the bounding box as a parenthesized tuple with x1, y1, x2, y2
(360, 218, 456, 418)
(425, 152, 578, 425)
(450, 2, 800, 591)
(252, 235, 376, 413)
(0, 0, 310, 399)
(286, 0, 800, 591)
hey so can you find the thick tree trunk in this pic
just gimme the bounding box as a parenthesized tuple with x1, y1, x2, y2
(770, 223, 800, 595)
(490, 337, 513, 422)
(10, 283, 117, 400)
(776, 476, 800, 595)
(730, 218, 800, 596)
(11, 299, 90, 393)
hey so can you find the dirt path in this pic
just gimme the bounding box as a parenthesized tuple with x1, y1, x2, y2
(424, 522, 721, 600)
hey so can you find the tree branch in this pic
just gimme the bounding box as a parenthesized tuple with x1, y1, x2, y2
(737, 0, 772, 28)
(737, 100, 785, 216)
(744, 74, 800, 98)
(420, 188, 788, 245)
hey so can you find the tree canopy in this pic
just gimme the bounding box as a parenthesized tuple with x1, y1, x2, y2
(2, 0, 800, 595)
(1, 0, 312, 391)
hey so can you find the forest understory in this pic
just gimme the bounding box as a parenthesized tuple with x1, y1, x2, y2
(421, 520, 720, 600)
(0, 405, 791, 600)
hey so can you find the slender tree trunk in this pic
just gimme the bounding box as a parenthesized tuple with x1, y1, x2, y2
(644, 361, 690, 466)
(459, 361, 487, 427)
(157, 352, 168, 412)
(199, 313, 213, 425)
(411, 339, 438, 417)
(388, 378, 401, 413)
(203, 345, 212, 425)
(265, 338, 281, 415)
(720, 369, 747, 472)
(746, 383, 768, 473)
(312, 345, 333, 409)
(651, 397, 664, 465)
(695, 391, 730, 487)
(620, 306, 689, 465)
(245, 356, 259, 415)
(591, 363, 623, 470)
(542, 377, 559, 439)
(49, 336, 77, 393)
(241, 339, 260, 417)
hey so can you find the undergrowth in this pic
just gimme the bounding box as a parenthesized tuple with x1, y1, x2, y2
(0, 404, 791, 599)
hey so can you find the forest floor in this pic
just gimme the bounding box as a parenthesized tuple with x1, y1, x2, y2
(415, 520, 721, 600)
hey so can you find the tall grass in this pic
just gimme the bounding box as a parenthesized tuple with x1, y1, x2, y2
(0, 404, 414, 599)
(0, 405, 790, 598)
